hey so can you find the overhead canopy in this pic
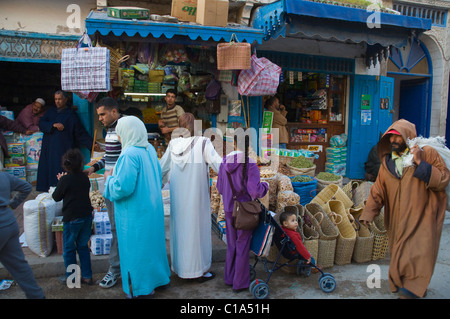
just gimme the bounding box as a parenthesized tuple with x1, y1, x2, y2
(252, 0, 432, 66)
(85, 11, 265, 44)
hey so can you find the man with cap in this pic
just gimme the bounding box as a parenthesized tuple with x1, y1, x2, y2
(16, 98, 46, 132)
(360, 119, 450, 299)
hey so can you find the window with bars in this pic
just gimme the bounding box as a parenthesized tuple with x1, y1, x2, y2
(393, 3, 447, 27)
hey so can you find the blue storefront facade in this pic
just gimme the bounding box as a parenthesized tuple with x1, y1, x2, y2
(250, 0, 432, 179)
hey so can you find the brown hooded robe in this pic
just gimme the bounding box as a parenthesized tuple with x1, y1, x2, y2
(360, 119, 450, 297)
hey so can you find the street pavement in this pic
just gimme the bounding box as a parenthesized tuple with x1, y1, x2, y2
(1, 214, 450, 301)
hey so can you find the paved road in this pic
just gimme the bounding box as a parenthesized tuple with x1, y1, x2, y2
(2, 224, 449, 300)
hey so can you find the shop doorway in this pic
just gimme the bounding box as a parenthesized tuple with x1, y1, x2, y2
(398, 78, 429, 137)
(0, 61, 61, 117)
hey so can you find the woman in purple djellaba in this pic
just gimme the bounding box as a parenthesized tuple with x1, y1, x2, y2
(216, 132, 268, 293)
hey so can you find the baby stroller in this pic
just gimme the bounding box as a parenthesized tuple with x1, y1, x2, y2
(249, 205, 337, 299)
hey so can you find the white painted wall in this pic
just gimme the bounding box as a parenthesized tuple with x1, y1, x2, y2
(0, 0, 95, 35)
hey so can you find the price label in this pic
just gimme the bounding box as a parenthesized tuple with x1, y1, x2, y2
(307, 145, 322, 152)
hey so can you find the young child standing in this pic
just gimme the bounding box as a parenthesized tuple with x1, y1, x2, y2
(279, 210, 312, 263)
(52, 149, 94, 285)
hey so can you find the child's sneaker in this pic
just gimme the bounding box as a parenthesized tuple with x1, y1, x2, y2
(99, 271, 120, 288)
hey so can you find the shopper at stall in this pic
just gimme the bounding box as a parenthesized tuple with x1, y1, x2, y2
(360, 119, 450, 299)
(36, 90, 94, 192)
(84, 97, 122, 289)
(15, 98, 46, 132)
(52, 149, 93, 285)
(0, 115, 33, 169)
(103, 116, 170, 299)
(0, 172, 45, 299)
(158, 89, 185, 144)
(216, 132, 269, 292)
(160, 112, 222, 282)
(265, 96, 289, 149)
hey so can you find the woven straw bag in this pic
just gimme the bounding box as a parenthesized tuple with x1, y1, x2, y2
(306, 203, 338, 269)
(353, 181, 373, 209)
(287, 163, 316, 177)
(311, 184, 354, 211)
(352, 223, 374, 263)
(325, 200, 356, 265)
(369, 210, 389, 260)
(341, 180, 361, 202)
(217, 34, 251, 70)
(302, 222, 319, 262)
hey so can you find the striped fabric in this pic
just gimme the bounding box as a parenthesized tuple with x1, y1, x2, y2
(61, 47, 110, 92)
(160, 105, 184, 128)
(93, 117, 122, 172)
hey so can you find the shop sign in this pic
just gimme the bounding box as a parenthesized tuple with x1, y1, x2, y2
(262, 111, 274, 133)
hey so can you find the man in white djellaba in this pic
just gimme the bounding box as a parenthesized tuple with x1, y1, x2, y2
(160, 113, 222, 282)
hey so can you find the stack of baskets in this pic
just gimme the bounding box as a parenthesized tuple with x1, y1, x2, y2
(305, 203, 338, 269)
(325, 200, 356, 265)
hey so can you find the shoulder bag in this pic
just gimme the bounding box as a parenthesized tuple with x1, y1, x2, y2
(226, 171, 262, 231)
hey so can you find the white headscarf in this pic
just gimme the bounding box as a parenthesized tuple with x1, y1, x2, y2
(116, 116, 149, 150)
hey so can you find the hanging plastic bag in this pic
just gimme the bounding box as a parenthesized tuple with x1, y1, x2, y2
(237, 54, 281, 96)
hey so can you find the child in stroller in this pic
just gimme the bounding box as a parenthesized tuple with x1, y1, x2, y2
(249, 207, 336, 299)
(279, 209, 312, 265)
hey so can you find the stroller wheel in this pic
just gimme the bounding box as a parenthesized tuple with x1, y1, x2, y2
(319, 274, 336, 293)
(249, 265, 256, 282)
(251, 280, 270, 299)
(296, 260, 311, 277)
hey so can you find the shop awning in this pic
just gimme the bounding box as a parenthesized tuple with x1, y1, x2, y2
(253, 0, 432, 47)
(85, 11, 265, 44)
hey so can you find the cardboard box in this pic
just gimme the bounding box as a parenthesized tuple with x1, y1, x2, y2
(171, 0, 197, 22)
(107, 7, 150, 20)
(196, 0, 229, 27)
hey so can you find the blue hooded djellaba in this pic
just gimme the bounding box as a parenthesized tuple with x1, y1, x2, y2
(103, 116, 170, 297)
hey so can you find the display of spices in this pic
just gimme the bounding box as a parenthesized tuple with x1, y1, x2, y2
(316, 172, 341, 181)
(289, 156, 315, 168)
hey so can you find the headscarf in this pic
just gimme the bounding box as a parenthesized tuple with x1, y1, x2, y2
(116, 116, 149, 150)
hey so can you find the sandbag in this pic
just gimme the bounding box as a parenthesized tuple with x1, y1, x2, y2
(23, 199, 55, 257)
(36, 190, 63, 217)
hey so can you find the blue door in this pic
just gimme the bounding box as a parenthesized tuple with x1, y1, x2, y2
(398, 78, 429, 137)
(347, 75, 394, 179)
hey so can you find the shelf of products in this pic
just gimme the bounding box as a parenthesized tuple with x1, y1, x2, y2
(277, 72, 347, 172)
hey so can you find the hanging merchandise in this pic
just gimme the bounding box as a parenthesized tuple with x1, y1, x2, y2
(217, 33, 251, 70)
(61, 33, 111, 93)
(237, 54, 282, 96)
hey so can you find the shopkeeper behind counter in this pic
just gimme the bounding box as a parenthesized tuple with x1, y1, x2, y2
(158, 89, 185, 144)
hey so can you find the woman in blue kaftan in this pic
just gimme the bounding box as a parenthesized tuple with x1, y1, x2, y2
(103, 116, 170, 298)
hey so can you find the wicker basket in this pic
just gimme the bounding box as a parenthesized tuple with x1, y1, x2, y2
(306, 203, 339, 269)
(311, 184, 354, 211)
(352, 223, 374, 263)
(353, 181, 373, 209)
(369, 210, 389, 260)
(217, 36, 251, 70)
(325, 200, 356, 265)
(342, 180, 361, 202)
(287, 163, 316, 177)
(302, 223, 319, 262)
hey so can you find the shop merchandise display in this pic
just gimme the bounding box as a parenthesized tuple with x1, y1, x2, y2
(209, 157, 389, 270)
